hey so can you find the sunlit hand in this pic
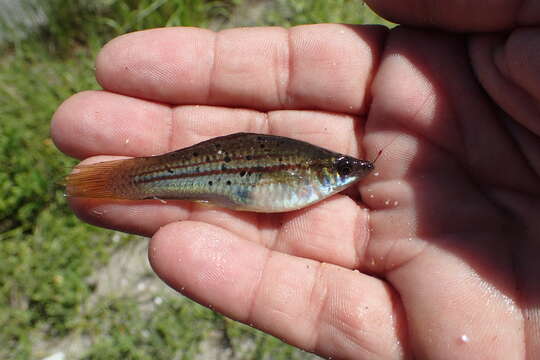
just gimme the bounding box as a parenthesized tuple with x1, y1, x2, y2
(52, 1, 540, 358)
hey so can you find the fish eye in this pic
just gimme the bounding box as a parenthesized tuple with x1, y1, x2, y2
(335, 157, 353, 176)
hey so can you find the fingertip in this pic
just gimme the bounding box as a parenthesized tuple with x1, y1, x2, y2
(148, 221, 267, 318)
(52, 91, 101, 158)
(470, 31, 540, 142)
(52, 90, 173, 159)
(147, 221, 182, 281)
(95, 31, 142, 94)
(68, 196, 115, 232)
(67, 189, 190, 237)
(95, 27, 216, 103)
(504, 28, 540, 102)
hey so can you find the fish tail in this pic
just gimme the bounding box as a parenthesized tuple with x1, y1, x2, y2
(65, 159, 131, 198)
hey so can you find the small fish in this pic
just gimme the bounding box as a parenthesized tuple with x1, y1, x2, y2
(66, 133, 374, 212)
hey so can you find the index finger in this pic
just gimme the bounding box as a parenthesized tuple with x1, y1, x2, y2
(96, 24, 386, 114)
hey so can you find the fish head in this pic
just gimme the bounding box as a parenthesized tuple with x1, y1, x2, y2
(316, 154, 374, 192)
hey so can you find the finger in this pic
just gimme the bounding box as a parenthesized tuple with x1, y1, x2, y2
(470, 29, 540, 183)
(149, 221, 408, 359)
(70, 191, 370, 268)
(500, 28, 540, 105)
(52, 90, 362, 159)
(51, 91, 173, 159)
(365, 0, 536, 31)
(95, 25, 386, 113)
(469, 30, 540, 179)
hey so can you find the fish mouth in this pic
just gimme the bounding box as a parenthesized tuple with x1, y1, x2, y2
(358, 159, 374, 172)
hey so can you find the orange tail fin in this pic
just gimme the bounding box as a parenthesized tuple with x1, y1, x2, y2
(65, 159, 129, 198)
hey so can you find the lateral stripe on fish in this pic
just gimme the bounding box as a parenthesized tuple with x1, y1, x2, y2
(132, 164, 302, 185)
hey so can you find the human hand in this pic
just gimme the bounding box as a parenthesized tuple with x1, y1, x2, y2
(51, 1, 540, 358)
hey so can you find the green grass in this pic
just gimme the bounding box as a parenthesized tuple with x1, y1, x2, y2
(0, 1, 391, 359)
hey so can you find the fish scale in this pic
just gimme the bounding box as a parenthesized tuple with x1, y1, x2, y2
(66, 132, 374, 212)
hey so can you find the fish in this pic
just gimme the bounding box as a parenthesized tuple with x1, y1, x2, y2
(65, 132, 375, 212)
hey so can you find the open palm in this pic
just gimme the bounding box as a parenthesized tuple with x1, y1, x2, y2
(52, 2, 540, 359)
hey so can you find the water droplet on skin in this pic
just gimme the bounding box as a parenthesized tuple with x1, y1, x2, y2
(393, 200, 399, 206)
(369, 194, 374, 198)
(373, 171, 380, 176)
(125, 138, 130, 145)
(460, 334, 470, 343)
(384, 200, 390, 205)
